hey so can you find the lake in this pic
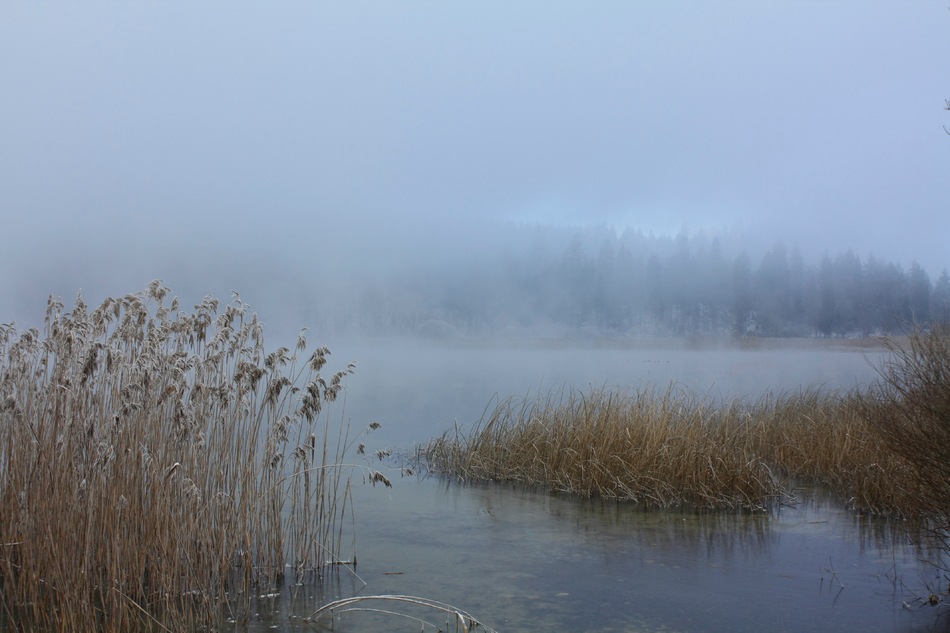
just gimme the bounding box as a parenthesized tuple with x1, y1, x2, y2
(239, 337, 949, 632)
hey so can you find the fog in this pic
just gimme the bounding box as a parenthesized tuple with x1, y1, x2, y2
(1, 2, 948, 339)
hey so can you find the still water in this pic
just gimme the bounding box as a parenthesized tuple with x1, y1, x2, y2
(245, 337, 948, 632)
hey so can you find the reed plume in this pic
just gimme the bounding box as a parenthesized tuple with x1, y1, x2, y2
(0, 283, 377, 631)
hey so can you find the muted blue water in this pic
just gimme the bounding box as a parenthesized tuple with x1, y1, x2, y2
(239, 478, 946, 632)
(346, 479, 945, 632)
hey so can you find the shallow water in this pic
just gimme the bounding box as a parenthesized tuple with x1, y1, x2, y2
(239, 479, 947, 632)
(345, 480, 946, 632)
(234, 338, 949, 632)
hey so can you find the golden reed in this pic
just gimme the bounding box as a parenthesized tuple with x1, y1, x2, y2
(0, 282, 384, 631)
(421, 379, 924, 515)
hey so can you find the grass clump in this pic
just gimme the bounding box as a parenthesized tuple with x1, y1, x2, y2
(0, 282, 384, 632)
(420, 385, 918, 515)
(862, 325, 950, 537)
(423, 387, 782, 510)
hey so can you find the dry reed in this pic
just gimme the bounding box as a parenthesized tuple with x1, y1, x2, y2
(861, 325, 950, 541)
(0, 282, 385, 631)
(420, 384, 919, 515)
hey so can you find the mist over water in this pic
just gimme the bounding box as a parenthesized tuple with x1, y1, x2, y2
(4, 223, 948, 344)
(334, 337, 887, 449)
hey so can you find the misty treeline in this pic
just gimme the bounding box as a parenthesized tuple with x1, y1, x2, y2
(335, 225, 949, 338)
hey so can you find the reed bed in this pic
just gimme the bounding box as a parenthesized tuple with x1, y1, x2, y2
(420, 385, 919, 515)
(0, 282, 385, 631)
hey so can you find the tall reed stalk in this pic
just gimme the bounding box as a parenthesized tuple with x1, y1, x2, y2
(0, 282, 382, 631)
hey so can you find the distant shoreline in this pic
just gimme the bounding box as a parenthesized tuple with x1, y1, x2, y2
(340, 333, 896, 352)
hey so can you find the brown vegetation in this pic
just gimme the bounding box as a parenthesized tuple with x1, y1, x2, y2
(862, 325, 950, 534)
(0, 282, 385, 631)
(420, 384, 920, 515)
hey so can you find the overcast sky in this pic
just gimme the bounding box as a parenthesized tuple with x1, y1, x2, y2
(1, 2, 948, 325)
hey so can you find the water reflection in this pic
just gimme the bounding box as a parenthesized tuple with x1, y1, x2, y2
(304, 477, 947, 633)
(226, 477, 949, 632)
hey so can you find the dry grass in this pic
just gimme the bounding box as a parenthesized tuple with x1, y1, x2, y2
(750, 390, 917, 514)
(861, 325, 950, 537)
(420, 385, 919, 515)
(0, 282, 387, 631)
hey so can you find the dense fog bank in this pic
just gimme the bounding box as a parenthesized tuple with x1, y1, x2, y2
(5, 222, 943, 342)
(314, 224, 948, 339)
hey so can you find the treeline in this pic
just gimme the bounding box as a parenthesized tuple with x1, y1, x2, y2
(336, 224, 950, 338)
